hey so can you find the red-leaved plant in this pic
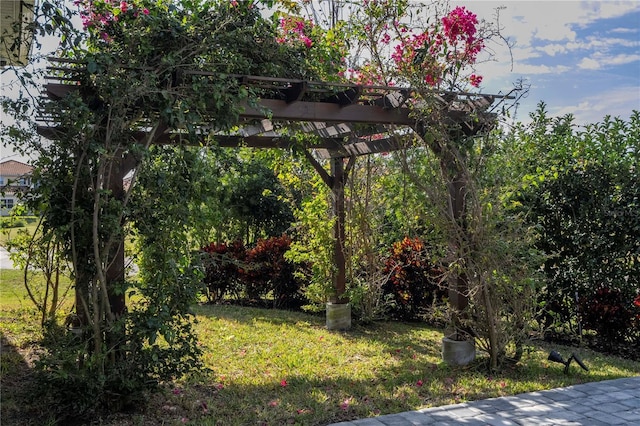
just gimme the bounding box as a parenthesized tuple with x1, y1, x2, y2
(382, 237, 446, 320)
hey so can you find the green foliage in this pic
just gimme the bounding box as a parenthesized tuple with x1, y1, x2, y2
(285, 175, 335, 309)
(130, 146, 210, 375)
(5, 222, 73, 326)
(220, 153, 295, 244)
(519, 107, 640, 347)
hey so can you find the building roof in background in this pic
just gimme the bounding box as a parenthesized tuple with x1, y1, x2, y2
(0, 160, 34, 176)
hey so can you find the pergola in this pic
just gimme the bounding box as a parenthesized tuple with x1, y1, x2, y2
(38, 57, 509, 328)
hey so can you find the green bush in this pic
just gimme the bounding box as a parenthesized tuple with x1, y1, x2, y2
(526, 159, 639, 345)
(0, 217, 26, 228)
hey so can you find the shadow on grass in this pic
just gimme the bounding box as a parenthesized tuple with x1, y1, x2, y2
(0, 333, 37, 426)
(151, 356, 606, 426)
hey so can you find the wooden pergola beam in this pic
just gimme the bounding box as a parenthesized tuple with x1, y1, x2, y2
(43, 83, 414, 125)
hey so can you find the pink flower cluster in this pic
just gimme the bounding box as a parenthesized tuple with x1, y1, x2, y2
(75, 0, 149, 40)
(442, 6, 478, 46)
(276, 16, 313, 48)
(392, 6, 484, 87)
(469, 74, 483, 88)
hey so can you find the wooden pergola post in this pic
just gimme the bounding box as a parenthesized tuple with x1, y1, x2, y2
(105, 154, 128, 320)
(447, 172, 469, 313)
(330, 156, 347, 302)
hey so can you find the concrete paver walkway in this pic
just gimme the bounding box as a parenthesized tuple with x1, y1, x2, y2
(330, 376, 640, 425)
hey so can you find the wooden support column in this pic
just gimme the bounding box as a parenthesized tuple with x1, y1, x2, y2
(413, 121, 469, 316)
(330, 156, 347, 302)
(302, 149, 354, 303)
(448, 174, 469, 312)
(106, 153, 134, 319)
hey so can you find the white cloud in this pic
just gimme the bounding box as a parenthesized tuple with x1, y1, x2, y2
(515, 63, 572, 75)
(578, 57, 601, 70)
(539, 44, 567, 56)
(610, 27, 639, 34)
(607, 53, 640, 66)
(456, 1, 640, 47)
(578, 52, 640, 70)
(551, 86, 640, 124)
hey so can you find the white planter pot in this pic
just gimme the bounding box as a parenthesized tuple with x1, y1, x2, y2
(442, 336, 475, 366)
(326, 302, 351, 330)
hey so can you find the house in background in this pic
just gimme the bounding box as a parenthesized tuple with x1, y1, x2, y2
(0, 160, 34, 216)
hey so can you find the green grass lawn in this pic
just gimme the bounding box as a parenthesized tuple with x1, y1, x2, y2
(1, 269, 639, 425)
(0, 217, 39, 247)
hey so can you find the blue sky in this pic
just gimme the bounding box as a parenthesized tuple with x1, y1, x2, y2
(455, 0, 640, 124)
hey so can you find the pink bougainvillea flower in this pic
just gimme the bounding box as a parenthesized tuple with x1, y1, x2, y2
(172, 388, 182, 395)
(416, 379, 424, 387)
(120, 1, 128, 13)
(269, 400, 279, 407)
(340, 398, 352, 410)
(469, 74, 483, 87)
(280, 379, 288, 387)
(142, 8, 149, 15)
(634, 295, 640, 308)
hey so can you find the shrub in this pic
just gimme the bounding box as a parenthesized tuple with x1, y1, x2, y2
(526, 162, 639, 345)
(201, 236, 307, 308)
(382, 237, 446, 321)
(201, 241, 246, 303)
(579, 286, 638, 344)
(242, 235, 307, 309)
(0, 217, 26, 228)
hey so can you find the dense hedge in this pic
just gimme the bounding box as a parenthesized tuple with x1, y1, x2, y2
(526, 159, 640, 346)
